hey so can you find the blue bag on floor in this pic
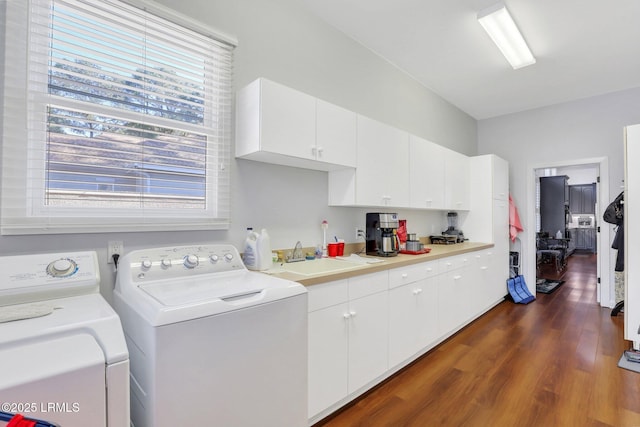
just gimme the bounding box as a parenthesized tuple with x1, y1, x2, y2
(507, 275, 535, 304)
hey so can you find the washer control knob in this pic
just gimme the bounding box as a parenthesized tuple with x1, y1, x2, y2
(224, 253, 234, 262)
(161, 258, 172, 268)
(141, 259, 152, 270)
(183, 254, 199, 269)
(47, 258, 76, 277)
(210, 254, 219, 263)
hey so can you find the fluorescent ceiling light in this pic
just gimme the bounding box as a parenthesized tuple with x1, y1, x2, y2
(478, 3, 536, 70)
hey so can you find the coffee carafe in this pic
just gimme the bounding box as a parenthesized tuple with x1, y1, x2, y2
(366, 212, 399, 257)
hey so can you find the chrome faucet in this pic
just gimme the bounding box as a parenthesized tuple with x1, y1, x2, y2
(287, 241, 305, 263)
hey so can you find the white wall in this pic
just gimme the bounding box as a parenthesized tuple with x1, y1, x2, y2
(556, 165, 599, 186)
(478, 87, 640, 305)
(0, 0, 476, 303)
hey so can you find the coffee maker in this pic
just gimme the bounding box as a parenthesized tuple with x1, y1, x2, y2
(366, 213, 399, 257)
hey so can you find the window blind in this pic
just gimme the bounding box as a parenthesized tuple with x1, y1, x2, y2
(1, 0, 235, 234)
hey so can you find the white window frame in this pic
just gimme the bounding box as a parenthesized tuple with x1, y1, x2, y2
(0, 0, 236, 235)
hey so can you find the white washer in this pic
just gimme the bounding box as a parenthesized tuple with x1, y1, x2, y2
(0, 251, 129, 427)
(113, 244, 308, 427)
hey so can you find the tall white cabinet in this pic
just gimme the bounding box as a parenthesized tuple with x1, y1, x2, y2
(463, 155, 510, 297)
(624, 124, 640, 350)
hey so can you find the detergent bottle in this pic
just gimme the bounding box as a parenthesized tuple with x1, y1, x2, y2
(243, 227, 259, 270)
(256, 228, 272, 271)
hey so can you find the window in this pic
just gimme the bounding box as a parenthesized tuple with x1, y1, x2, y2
(1, 0, 235, 234)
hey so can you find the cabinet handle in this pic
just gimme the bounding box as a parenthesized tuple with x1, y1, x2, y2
(343, 313, 351, 319)
(480, 266, 488, 270)
(401, 273, 408, 279)
(413, 288, 422, 295)
(349, 310, 357, 317)
(453, 275, 462, 280)
(317, 146, 324, 157)
(426, 267, 433, 272)
(311, 147, 317, 156)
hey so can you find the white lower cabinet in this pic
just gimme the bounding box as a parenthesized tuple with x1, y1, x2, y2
(308, 250, 506, 423)
(470, 250, 494, 315)
(388, 261, 439, 368)
(437, 255, 472, 335)
(347, 288, 388, 393)
(308, 299, 349, 418)
(307, 272, 388, 420)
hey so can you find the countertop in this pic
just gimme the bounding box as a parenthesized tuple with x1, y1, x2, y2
(265, 242, 493, 286)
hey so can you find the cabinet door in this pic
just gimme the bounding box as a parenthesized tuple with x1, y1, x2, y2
(569, 186, 582, 213)
(347, 290, 388, 393)
(576, 229, 585, 249)
(438, 266, 470, 335)
(356, 115, 410, 207)
(388, 283, 421, 368)
(586, 228, 596, 252)
(308, 303, 349, 418)
(493, 156, 509, 201)
(492, 198, 510, 278)
(444, 149, 470, 210)
(260, 79, 316, 160)
(569, 184, 596, 214)
(316, 99, 357, 167)
(583, 184, 596, 214)
(471, 249, 505, 313)
(409, 135, 445, 209)
(540, 176, 568, 235)
(416, 275, 439, 351)
(388, 275, 439, 369)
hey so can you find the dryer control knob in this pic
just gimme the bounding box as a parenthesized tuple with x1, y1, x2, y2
(184, 254, 199, 268)
(161, 258, 172, 268)
(224, 253, 234, 262)
(141, 259, 152, 269)
(210, 254, 219, 263)
(47, 258, 76, 277)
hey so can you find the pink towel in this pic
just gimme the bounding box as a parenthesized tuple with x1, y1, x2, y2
(509, 194, 523, 242)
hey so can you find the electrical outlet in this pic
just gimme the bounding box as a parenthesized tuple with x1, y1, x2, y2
(355, 228, 365, 240)
(107, 241, 123, 264)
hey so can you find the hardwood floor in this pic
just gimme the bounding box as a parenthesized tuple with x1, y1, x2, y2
(315, 254, 640, 427)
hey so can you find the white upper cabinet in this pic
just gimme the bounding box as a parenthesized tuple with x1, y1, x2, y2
(409, 135, 445, 209)
(238, 79, 478, 211)
(444, 148, 470, 210)
(316, 99, 357, 167)
(329, 115, 409, 207)
(356, 115, 410, 207)
(235, 78, 356, 171)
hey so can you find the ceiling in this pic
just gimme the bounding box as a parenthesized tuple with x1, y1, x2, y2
(301, 0, 640, 120)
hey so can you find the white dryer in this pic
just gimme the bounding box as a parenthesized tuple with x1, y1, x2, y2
(0, 252, 129, 427)
(114, 244, 308, 427)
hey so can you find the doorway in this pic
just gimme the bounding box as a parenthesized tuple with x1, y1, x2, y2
(524, 157, 612, 307)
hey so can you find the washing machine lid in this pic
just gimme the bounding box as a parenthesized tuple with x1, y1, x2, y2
(125, 271, 305, 325)
(0, 294, 129, 365)
(139, 270, 283, 305)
